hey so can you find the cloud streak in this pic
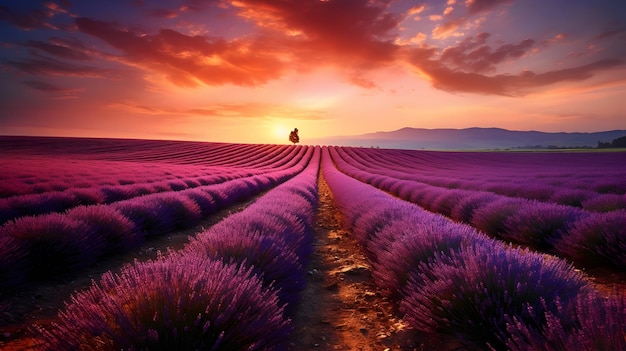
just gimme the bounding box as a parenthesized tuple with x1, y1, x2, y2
(4, 56, 113, 78)
(110, 101, 328, 120)
(22, 80, 83, 99)
(0, 4, 56, 30)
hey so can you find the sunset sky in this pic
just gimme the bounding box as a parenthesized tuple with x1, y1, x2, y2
(1, 0, 624, 144)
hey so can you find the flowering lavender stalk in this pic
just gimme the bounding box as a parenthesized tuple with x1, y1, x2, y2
(40, 255, 292, 351)
(504, 292, 626, 351)
(400, 245, 595, 350)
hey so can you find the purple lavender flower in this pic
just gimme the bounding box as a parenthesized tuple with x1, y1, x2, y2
(582, 193, 626, 212)
(66, 205, 141, 254)
(505, 291, 626, 351)
(401, 245, 594, 350)
(450, 191, 499, 223)
(554, 210, 626, 269)
(186, 226, 305, 306)
(2, 213, 102, 279)
(371, 218, 499, 298)
(40, 256, 292, 350)
(500, 202, 587, 251)
(470, 197, 526, 238)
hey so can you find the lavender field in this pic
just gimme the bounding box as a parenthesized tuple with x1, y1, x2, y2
(0, 136, 624, 350)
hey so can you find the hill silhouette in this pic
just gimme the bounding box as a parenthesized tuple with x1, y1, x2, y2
(311, 127, 626, 150)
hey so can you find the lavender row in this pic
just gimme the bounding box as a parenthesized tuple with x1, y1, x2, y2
(347, 147, 626, 196)
(0, 169, 257, 225)
(0, 160, 250, 198)
(341, 147, 626, 211)
(0, 146, 309, 224)
(0, 146, 314, 293)
(0, 143, 304, 198)
(321, 147, 625, 350)
(0, 136, 299, 170)
(329, 147, 626, 270)
(38, 147, 320, 350)
(183, 145, 320, 308)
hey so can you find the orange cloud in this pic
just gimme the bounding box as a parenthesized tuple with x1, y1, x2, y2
(74, 0, 402, 87)
(228, 0, 400, 67)
(75, 17, 287, 87)
(349, 75, 379, 89)
(408, 4, 426, 15)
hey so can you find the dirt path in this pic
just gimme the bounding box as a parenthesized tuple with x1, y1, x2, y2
(286, 173, 457, 351)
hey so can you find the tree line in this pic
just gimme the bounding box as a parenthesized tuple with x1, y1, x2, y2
(598, 136, 626, 148)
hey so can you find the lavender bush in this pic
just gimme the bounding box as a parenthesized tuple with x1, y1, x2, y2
(183, 188, 218, 217)
(370, 218, 500, 298)
(2, 213, 102, 279)
(500, 202, 586, 251)
(550, 188, 595, 207)
(450, 191, 499, 223)
(150, 192, 203, 231)
(400, 245, 595, 350)
(554, 210, 626, 269)
(428, 188, 473, 217)
(186, 225, 305, 306)
(40, 256, 292, 350)
(582, 193, 626, 212)
(114, 198, 170, 236)
(470, 197, 526, 238)
(66, 205, 141, 254)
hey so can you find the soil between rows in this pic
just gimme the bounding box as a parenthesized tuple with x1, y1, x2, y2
(1, 173, 624, 350)
(285, 173, 460, 350)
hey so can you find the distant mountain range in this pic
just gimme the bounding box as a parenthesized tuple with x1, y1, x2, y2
(309, 127, 626, 150)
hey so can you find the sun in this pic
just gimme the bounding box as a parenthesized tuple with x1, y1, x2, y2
(272, 125, 290, 143)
